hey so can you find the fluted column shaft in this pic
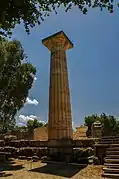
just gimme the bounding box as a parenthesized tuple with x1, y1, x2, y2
(48, 43, 72, 140)
(42, 31, 73, 143)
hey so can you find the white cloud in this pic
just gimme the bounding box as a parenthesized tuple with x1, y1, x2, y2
(17, 115, 45, 126)
(26, 97, 39, 106)
(18, 115, 37, 123)
(28, 115, 38, 119)
(72, 121, 76, 131)
(34, 77, 37, 81)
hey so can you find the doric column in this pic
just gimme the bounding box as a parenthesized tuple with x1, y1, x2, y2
(42, 31, 73, 142)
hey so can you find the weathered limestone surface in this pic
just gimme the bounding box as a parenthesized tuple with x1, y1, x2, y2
(42, 31, 73, 141)
(91, 121, 102, 138)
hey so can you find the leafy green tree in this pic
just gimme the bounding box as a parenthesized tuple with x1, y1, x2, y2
(0, 37, 36, 133)
(14, 125, 28, 133)
(27, 119, 44, 131)
(85, 113, 119, 137)
(99, 113, 117, 136)
(114, 121, 119, 135)
(0, 0, 118, 36)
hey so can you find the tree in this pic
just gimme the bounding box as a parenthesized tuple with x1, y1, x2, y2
(14, 125, 28, 133)
(84, 113, 119, 137)
(99, 113, 118, 136)
(26, 119, 44, 131)
(0, 0, 118, 36)
(0, 37, 36, 133)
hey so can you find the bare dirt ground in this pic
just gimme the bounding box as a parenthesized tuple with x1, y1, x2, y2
(0, 159, 103, 179)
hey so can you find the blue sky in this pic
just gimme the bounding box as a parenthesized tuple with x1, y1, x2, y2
(13, 6, 119, 127)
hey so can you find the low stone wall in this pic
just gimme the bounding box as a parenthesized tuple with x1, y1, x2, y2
(0, 140, 48, 148)
(0, 138, 101, 163)
(0, 138, 98, 148)
(73, 138, 97, 147)
(0, 130, 34, 140)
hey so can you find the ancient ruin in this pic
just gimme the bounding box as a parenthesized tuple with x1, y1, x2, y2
(42, 31, 73, 142)
(1, 31, 118, 179)
(91, 121, 102, 138)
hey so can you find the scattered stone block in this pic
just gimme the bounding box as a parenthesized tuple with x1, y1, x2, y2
(0, 172, 5, 177)
(27, 156, 32, 160)
(4, 146, 16, 153)
(18, 156, 27, 160)
(41, 156, 47, 162)
(89, 156, 100, 165)
(32, 156, 39, 162)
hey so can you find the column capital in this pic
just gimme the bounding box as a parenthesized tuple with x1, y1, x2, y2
(42, 31, 73, 51)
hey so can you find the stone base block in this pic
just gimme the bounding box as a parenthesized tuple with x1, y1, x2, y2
(48, 139, 73, 162)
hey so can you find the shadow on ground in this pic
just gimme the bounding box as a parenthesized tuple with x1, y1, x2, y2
(0, 160, 24, 172)
(0, 172, 12, 178)
(29, 163, 87, 178)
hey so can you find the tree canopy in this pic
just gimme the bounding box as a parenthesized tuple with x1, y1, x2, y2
(26, 119, 44, 131)
(0, 0, 118, 36)
(15, 119, 47, 133)
(0, 37, 36, 133)
(85, 113, 119, 137)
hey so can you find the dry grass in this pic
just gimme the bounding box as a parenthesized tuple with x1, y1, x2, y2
(77, 165, 103, 179)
